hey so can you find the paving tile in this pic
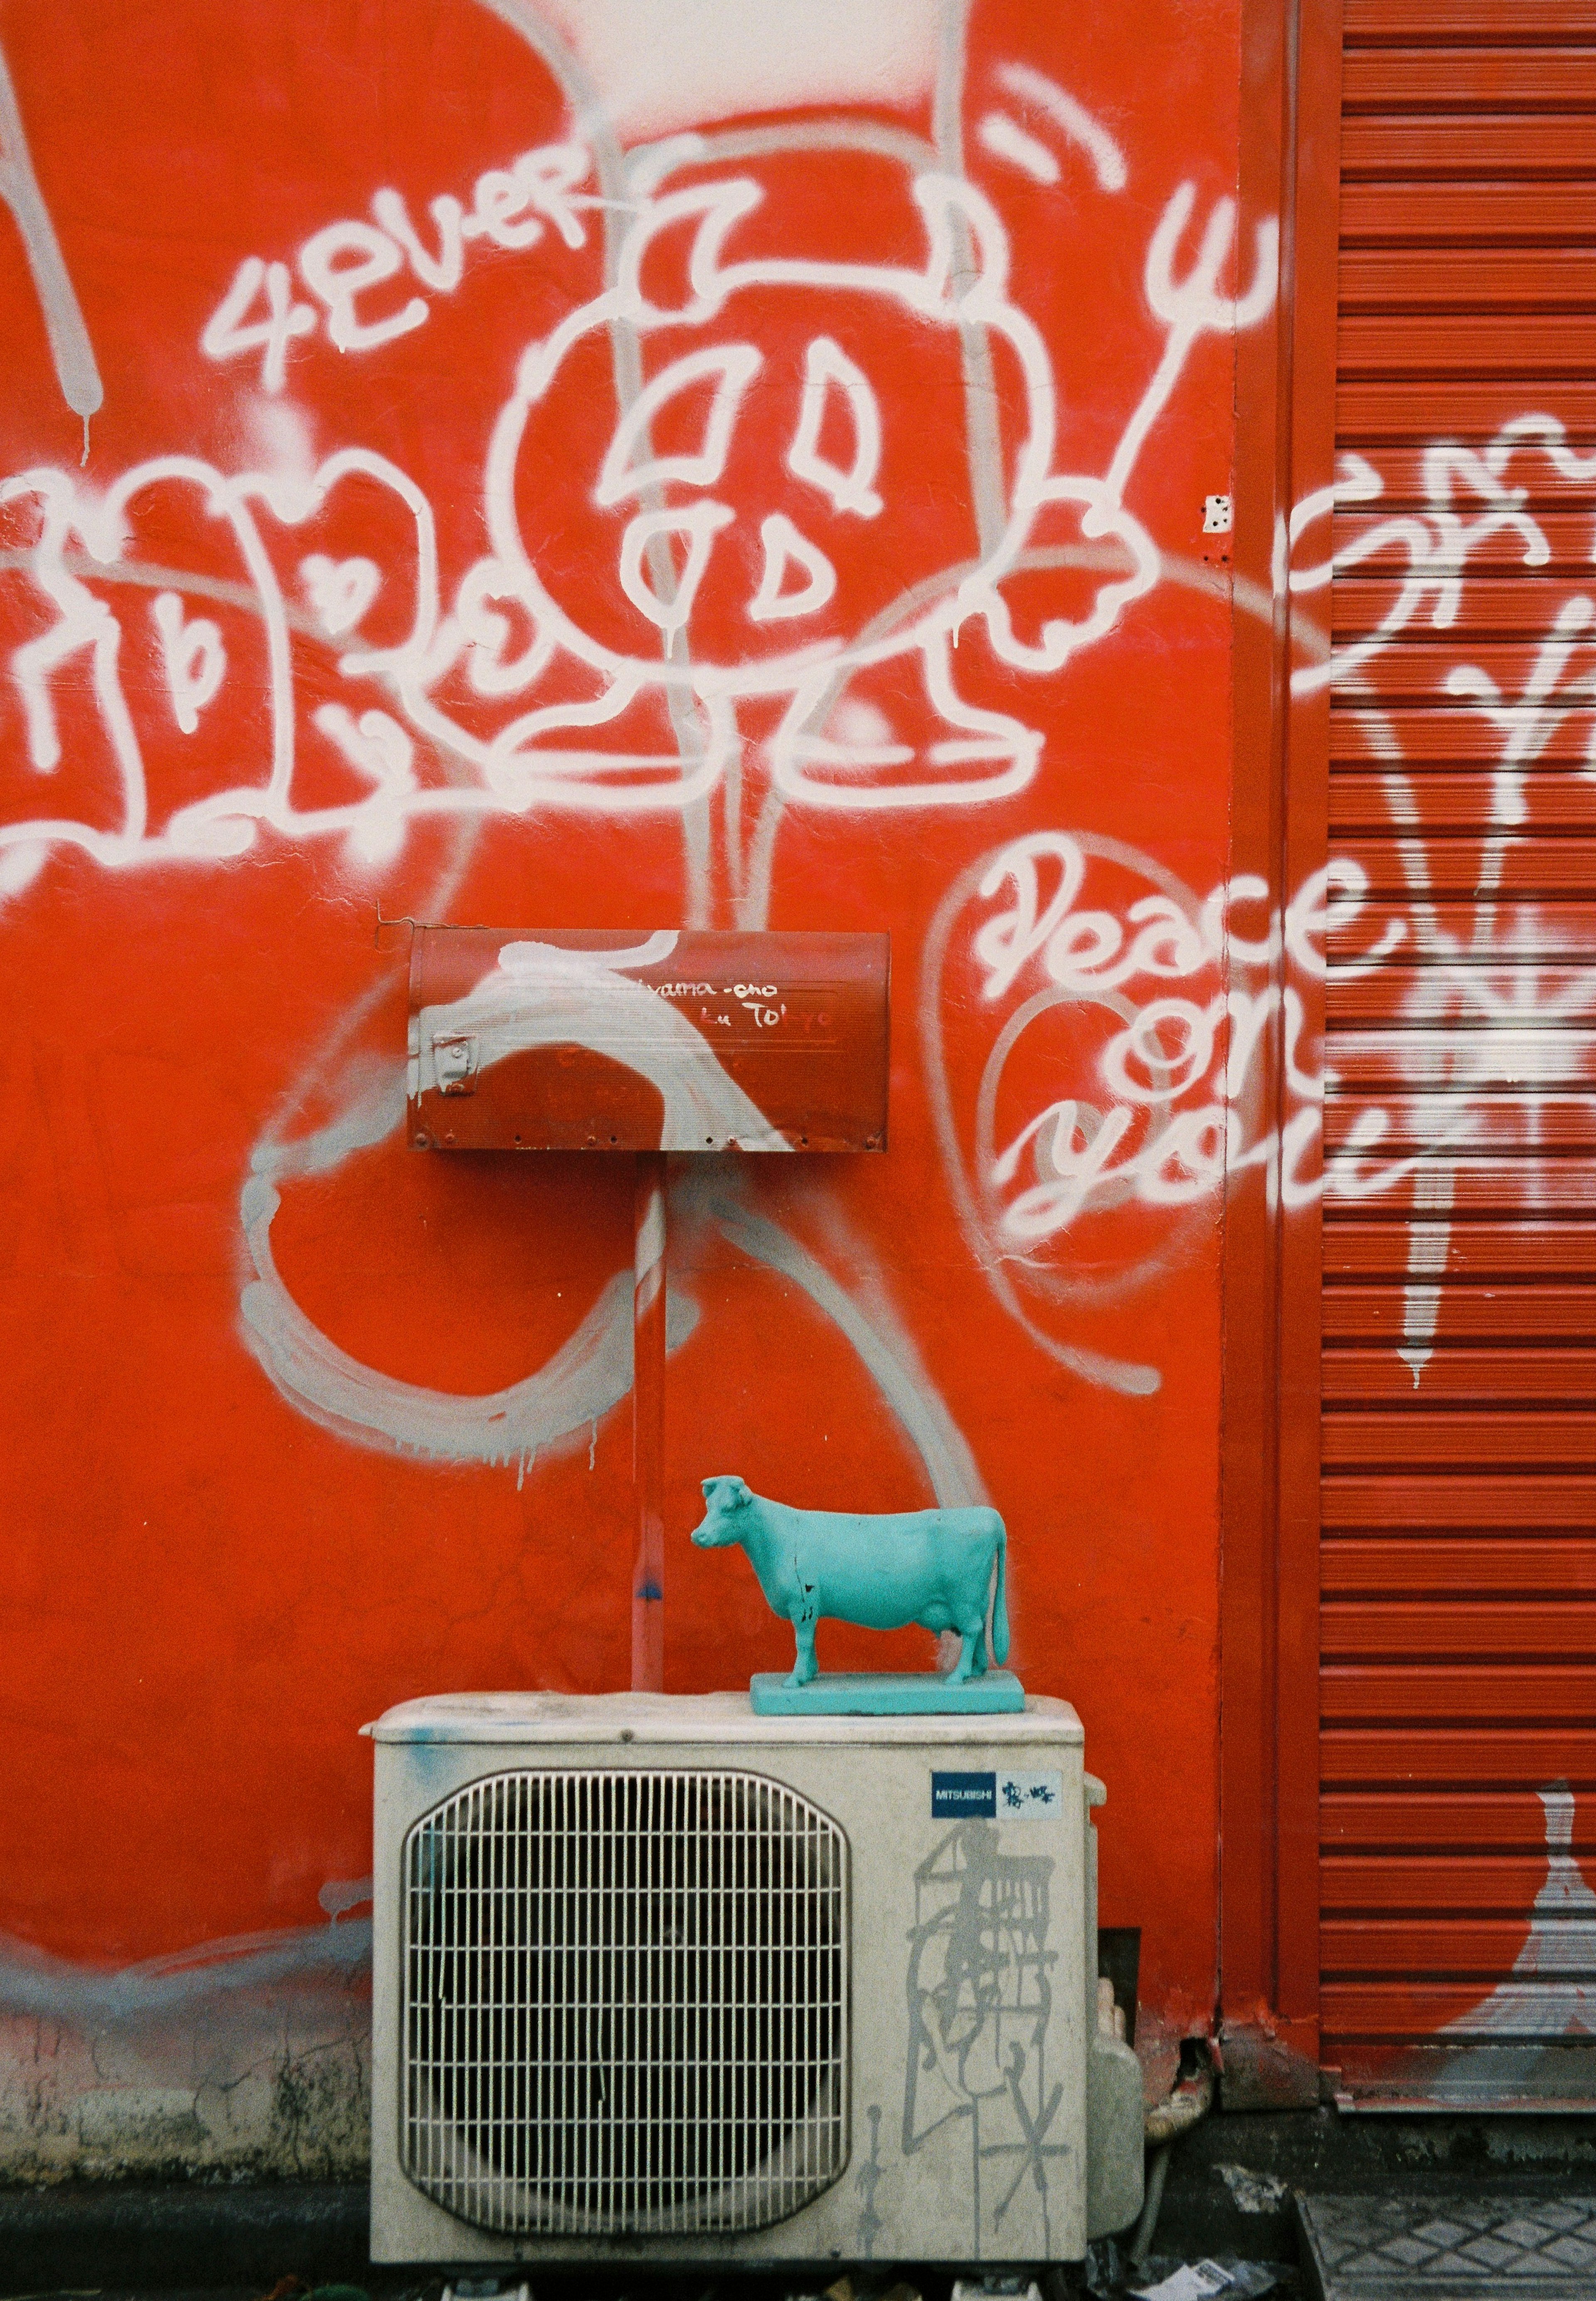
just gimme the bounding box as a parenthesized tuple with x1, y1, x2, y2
(1459, 2236, 1520, 2269)
(1299, 2191, 1596, 2299)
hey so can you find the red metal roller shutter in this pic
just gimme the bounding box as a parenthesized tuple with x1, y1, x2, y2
(1322, 0, 1596, 2104)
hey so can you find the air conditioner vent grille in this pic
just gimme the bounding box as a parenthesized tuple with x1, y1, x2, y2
(400, 1767, 850, 2235)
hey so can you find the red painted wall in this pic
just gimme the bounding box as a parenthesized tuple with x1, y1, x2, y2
(0, 0, 1254, 2170)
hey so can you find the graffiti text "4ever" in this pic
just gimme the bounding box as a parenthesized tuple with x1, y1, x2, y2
(200, 141, 596, 389)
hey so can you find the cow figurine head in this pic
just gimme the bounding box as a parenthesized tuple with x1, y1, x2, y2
(690, 1472, 754, 1545)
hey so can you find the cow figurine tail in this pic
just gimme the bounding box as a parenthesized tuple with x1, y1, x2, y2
(990, 1525, 1010, 1666)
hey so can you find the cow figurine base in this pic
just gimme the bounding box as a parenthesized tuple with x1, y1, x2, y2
(690, 1474, 1025, 1715)
(749, 1667, 1025, 1716)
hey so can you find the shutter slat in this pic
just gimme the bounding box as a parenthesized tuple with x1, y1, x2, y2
(1324, 1099, 1596, 1155)
(1323, 1919, 1579, 1973)
(1325, 1226, 1596, 1278)
(1342, 247, 1596, 301)
(1323, 1726, 1596, 1780)
(1324, 1540, 1596, 1591)
(1342, 116, 1596, 170)
(1325, 1988, 1596, 2043)
(1323, 1599, 1596, 1650)
(1324, 1283, 1596, 1341)
(1344, 51, 1596, 105)
(1324, 1346, 1596, 1398)
(1322, 1664, 1596, 1715)
(1332, 775, 1596, 836)
(1336, 577, 1596, 635)
(1342, 311, 1596, 367)
(1324, 1791, 1596, 1845)
(1343, 183, 1596, 236)
(1330, 1029, 1596, 1094)
(1347, 1, 1596, 36)
(1327, 901, 1596, 956)
(1340, 379, 1596, 431)
(1324, 1474, 1596, 1526)
(1322, 1981, 1581, 2035)
(1326, 1412, 1596, 1463)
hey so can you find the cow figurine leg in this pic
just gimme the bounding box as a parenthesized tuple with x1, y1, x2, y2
(949, 1617, 988, 1683)
(788, 1569, 820, 1686)
(788, 1613, 819, 1687)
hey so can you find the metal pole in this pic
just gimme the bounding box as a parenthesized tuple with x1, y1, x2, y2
(630, 1152, 667, 1691)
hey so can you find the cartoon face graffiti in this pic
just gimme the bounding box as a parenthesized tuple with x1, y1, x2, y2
(477, 149, 1161, 810)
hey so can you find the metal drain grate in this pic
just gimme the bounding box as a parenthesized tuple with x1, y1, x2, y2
(401, 1768, 850, 2236)
(1299, 2192, 1596, 2300)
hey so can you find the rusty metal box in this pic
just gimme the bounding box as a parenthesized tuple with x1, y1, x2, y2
(406, 927, 889, 1153)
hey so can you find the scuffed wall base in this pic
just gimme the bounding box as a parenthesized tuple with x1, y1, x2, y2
(1219, 2017, 1323, 2111)
(0, 1924, 370, 2186)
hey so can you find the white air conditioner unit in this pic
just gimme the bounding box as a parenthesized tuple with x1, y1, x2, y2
(367, 1693, 1143, 2271)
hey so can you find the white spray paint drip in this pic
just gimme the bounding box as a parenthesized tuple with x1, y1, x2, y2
(634, 1172, 666, 1320)
(1397, 1171, 1454, 1390)
(0, 33, 103, 430)
(1445, 1786, 1596, 2041)
(996, 63, 1127, 193)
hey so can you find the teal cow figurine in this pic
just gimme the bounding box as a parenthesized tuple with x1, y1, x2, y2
(690, 1474, 1020, 1714)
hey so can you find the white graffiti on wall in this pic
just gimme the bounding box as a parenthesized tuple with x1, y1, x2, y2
(923, 829, 1425, 1397)
(1288, 414, 1596, 1385)
(201, 141, 599, 387)
(1439, 1786, 1596, 2063)
(961, 834, 1337, 1232)
(932, 416, 1596, 1398)
(0, 117, 1274, 897)
(0, 4, 1278, 1479)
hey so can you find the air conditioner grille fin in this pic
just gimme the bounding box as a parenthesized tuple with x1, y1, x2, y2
(400, 1767, 850, 2235)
